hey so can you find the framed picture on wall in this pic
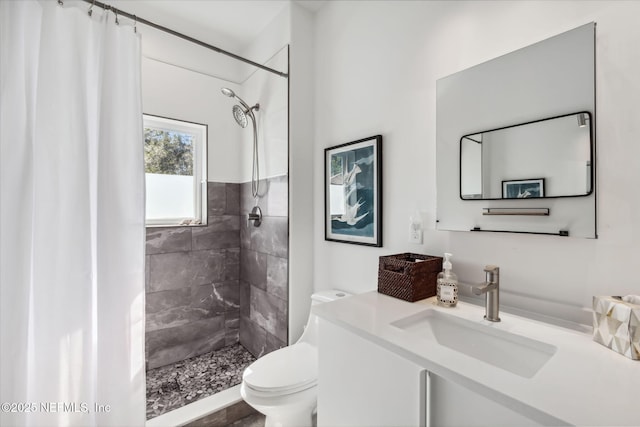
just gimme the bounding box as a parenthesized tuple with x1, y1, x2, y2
(502, 178, 545, 199)
(324, 135, 382, 247)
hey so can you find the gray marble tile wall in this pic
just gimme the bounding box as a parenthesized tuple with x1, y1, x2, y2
(239, 175, 289, 358)
(145, 182, 241, 369)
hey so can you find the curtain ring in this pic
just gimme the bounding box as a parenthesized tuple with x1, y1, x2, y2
(114, 8, 119, 25)
(57, 0, 64, 5)
(134, 15, 137, 33)
(88, 0, 95, 17)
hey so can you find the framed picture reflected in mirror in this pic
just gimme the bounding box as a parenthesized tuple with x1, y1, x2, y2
(502, 178, 545, 199)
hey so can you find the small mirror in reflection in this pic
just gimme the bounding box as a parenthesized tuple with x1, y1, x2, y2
(460, 112, 592, 200)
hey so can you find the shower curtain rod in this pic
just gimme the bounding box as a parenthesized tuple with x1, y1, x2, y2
(78, 0, 289, 78)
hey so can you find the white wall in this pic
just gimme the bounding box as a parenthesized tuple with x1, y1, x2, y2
(312, 1, 640, 325)
(289, 3, 316, 342)
(142, 57, 243, 183)
(240, 47, 289, 182)
(239, 6, 290, 182)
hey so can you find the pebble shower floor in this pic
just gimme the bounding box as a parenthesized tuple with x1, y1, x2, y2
(146, 343, 256, 419)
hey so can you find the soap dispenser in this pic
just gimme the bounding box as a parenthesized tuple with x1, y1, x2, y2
(437, 253, 458, 307)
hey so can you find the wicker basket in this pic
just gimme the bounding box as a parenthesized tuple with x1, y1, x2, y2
(378, 253, 443, 302)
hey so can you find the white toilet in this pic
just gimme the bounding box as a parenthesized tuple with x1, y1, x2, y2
(240, 289, 350, 427)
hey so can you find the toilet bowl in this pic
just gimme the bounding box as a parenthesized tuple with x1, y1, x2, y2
(240, 289, 350, 427)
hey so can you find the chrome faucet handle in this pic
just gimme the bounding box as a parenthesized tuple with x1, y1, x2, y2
(247, 206, 262, 227)
(472, 281, 496, 295)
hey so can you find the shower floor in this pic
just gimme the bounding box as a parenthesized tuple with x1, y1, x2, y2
(146, 343, 256, 420)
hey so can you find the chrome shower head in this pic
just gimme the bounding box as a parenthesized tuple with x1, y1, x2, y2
(221, 87, 258, 128)
(232, 105, 248, 128)
(221, 89, 261, 200)
(221, 87, 250, 111)
(221, 87, 235, 98)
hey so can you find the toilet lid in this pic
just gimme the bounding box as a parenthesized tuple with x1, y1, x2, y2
(243, 342, 317, 393)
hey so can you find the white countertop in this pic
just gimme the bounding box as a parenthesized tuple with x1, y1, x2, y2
(314, 291, 639, 426)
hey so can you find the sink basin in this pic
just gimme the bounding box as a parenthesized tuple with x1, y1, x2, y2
(391, 310, 557, 378)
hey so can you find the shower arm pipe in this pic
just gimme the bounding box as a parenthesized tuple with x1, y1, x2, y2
(79, 0, 288, 79)
(236, 97, 253, 114)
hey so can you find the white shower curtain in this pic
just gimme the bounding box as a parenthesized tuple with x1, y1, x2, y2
(1, 1, 145, 426)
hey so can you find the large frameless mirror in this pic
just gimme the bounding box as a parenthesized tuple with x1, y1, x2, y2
(460, 112, 593, 200)
(436, 22, 596, 238)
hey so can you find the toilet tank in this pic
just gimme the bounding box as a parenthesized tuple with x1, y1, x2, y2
(297, 289, 351, 345)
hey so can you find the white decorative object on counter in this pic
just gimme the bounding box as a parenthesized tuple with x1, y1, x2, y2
(592, 296, 640, 360)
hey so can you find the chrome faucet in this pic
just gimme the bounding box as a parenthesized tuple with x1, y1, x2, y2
(473, 265, 500, 322)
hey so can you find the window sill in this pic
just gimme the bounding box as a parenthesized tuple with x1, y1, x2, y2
(145, 222, 208, 229)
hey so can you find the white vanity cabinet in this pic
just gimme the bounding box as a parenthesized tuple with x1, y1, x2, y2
(314, 292, 638, 427)
(318, 317, 543, 427)
(317, 319, 427, 427)
(427, 374, 543, 427)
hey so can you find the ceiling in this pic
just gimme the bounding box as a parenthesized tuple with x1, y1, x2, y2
(111, 0, 324, 53)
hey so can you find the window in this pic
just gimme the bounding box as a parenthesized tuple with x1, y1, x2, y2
(143, 114, 207, 226)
